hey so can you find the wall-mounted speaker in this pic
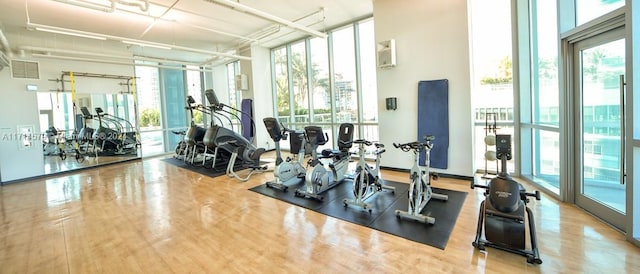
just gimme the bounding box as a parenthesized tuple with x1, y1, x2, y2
(377, 39, 396, 68)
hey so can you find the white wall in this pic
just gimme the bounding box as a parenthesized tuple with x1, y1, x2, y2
(374, 0, 474, 176)
(0, 66, 44, 182)
(248, 45, 275, 151)
(0, 57, 134, 182)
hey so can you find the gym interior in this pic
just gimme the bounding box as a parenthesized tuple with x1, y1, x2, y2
(1, 0, 640, 272)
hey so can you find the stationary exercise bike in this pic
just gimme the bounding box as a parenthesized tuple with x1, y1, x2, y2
(343, 139, 395, 212)
(263, 117, 308, 191)
(394, 135, 448, 224)
(471, 134, 542, 264)
(294, 123, 354, 201)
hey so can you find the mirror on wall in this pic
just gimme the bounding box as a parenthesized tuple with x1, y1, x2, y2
(38, 75, 141, 175)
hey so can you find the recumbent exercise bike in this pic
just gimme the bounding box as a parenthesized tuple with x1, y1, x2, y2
(471, 134, 542, 264)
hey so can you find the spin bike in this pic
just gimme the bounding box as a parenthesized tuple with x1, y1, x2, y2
(263, 117, 308, 191)
(394, 135, 448, 224)
(343, 139, 395, 212)
(294, 123, 354, 201)
(471, 134, 542, 264)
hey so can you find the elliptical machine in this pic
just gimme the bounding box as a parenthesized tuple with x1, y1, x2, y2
(471, 134, 542, 264)
(343, 139, 395, 212)
(294, 123, 354, 201)
(263, 117, 308, 191)
(179, 96, 207, 164)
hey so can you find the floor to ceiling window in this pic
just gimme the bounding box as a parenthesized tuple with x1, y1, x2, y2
(135, 65, 164, 157)
(357, 19, 379, 141)
(469, 0, 515, 176)
(519, 0, 561, 196)
(270, 17, 378, 149)
(517, 0, 636, 241)
(226, 61, 243, 134)
(309, 37, 330, 125)
(331, 25, 358, 126)
(134, 63, 201, 157)
(226, 61, 240, 111)
(273, 47, 290, 124)
(186, 65, 204, 126)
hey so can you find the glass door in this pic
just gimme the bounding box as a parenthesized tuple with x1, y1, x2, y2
(573, 27, 626, 230)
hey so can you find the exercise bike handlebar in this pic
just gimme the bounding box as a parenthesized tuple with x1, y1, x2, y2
(351, 139, 373, 146)
(471, 180, 542, 201)
(393, 141, 433, 152)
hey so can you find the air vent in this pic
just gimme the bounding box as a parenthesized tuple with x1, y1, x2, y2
(11, 60, 40, 79)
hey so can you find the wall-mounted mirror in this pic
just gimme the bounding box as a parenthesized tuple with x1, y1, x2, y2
(38, 73, 141, 175)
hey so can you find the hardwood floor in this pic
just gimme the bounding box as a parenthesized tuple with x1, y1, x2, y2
(1, 154, 639, 273)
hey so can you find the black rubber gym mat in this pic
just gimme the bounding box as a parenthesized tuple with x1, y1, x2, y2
(249, 179, 467, 250)
(161, 157, 245, 178)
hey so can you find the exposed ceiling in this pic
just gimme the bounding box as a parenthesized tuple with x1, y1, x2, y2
(0, 0, 372, 66)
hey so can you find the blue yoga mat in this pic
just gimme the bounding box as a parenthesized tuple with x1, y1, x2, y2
(241, 99, 253, 141)
(417, 79, 449, 169)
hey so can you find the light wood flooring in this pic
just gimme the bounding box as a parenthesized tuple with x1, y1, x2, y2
(1, 153, 640, 273)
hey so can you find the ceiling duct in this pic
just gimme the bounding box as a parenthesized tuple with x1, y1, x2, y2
(204, 0, 327, 39)
(27, 23, 251, 61)
(53, 0, 149, 13)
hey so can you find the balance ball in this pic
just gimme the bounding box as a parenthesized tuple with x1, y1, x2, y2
(485, 150, 497, 161)
(484, 135, 496, 146)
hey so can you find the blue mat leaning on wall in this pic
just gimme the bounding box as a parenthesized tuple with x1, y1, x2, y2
(417, 79, 449, 169)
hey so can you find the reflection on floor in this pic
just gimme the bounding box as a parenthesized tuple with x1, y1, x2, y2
(43, 153, 140, 174)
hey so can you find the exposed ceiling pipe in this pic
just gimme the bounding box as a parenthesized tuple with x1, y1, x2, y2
(20, 45, 216, 68)
(18, 45, 131, 60)
(139, 0, 179, 38)
(31, 53, 216, 72)
(114, 0, 150, 12)
(0, 28, 13, 57)
(52, 0, 256, 42)
(27, 22, 251, 61)
(52, 0, 114, 13)
(53, 0, 150, 13)
(204, 0, 327, 39)
(241, 7, 325, 48)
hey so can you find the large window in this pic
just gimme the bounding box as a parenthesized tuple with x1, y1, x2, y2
(521, 0, 561, 195)
(358, 19, 379, 140)
(226, 61, 243, 133)
(290, 41, 309, 123)
(331, 25, 358, 124)
(576, 0, 624, 26)
(226, 62, 240, 110)
(134, 64, 201, 156)
(186, 66, 204, 125)
(270, 18, 378, 147)
(135, 65, 164, 156)
(469, 0, 515, 175)
(273, 47, 290, 123)
(309, 37, 330, 124)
